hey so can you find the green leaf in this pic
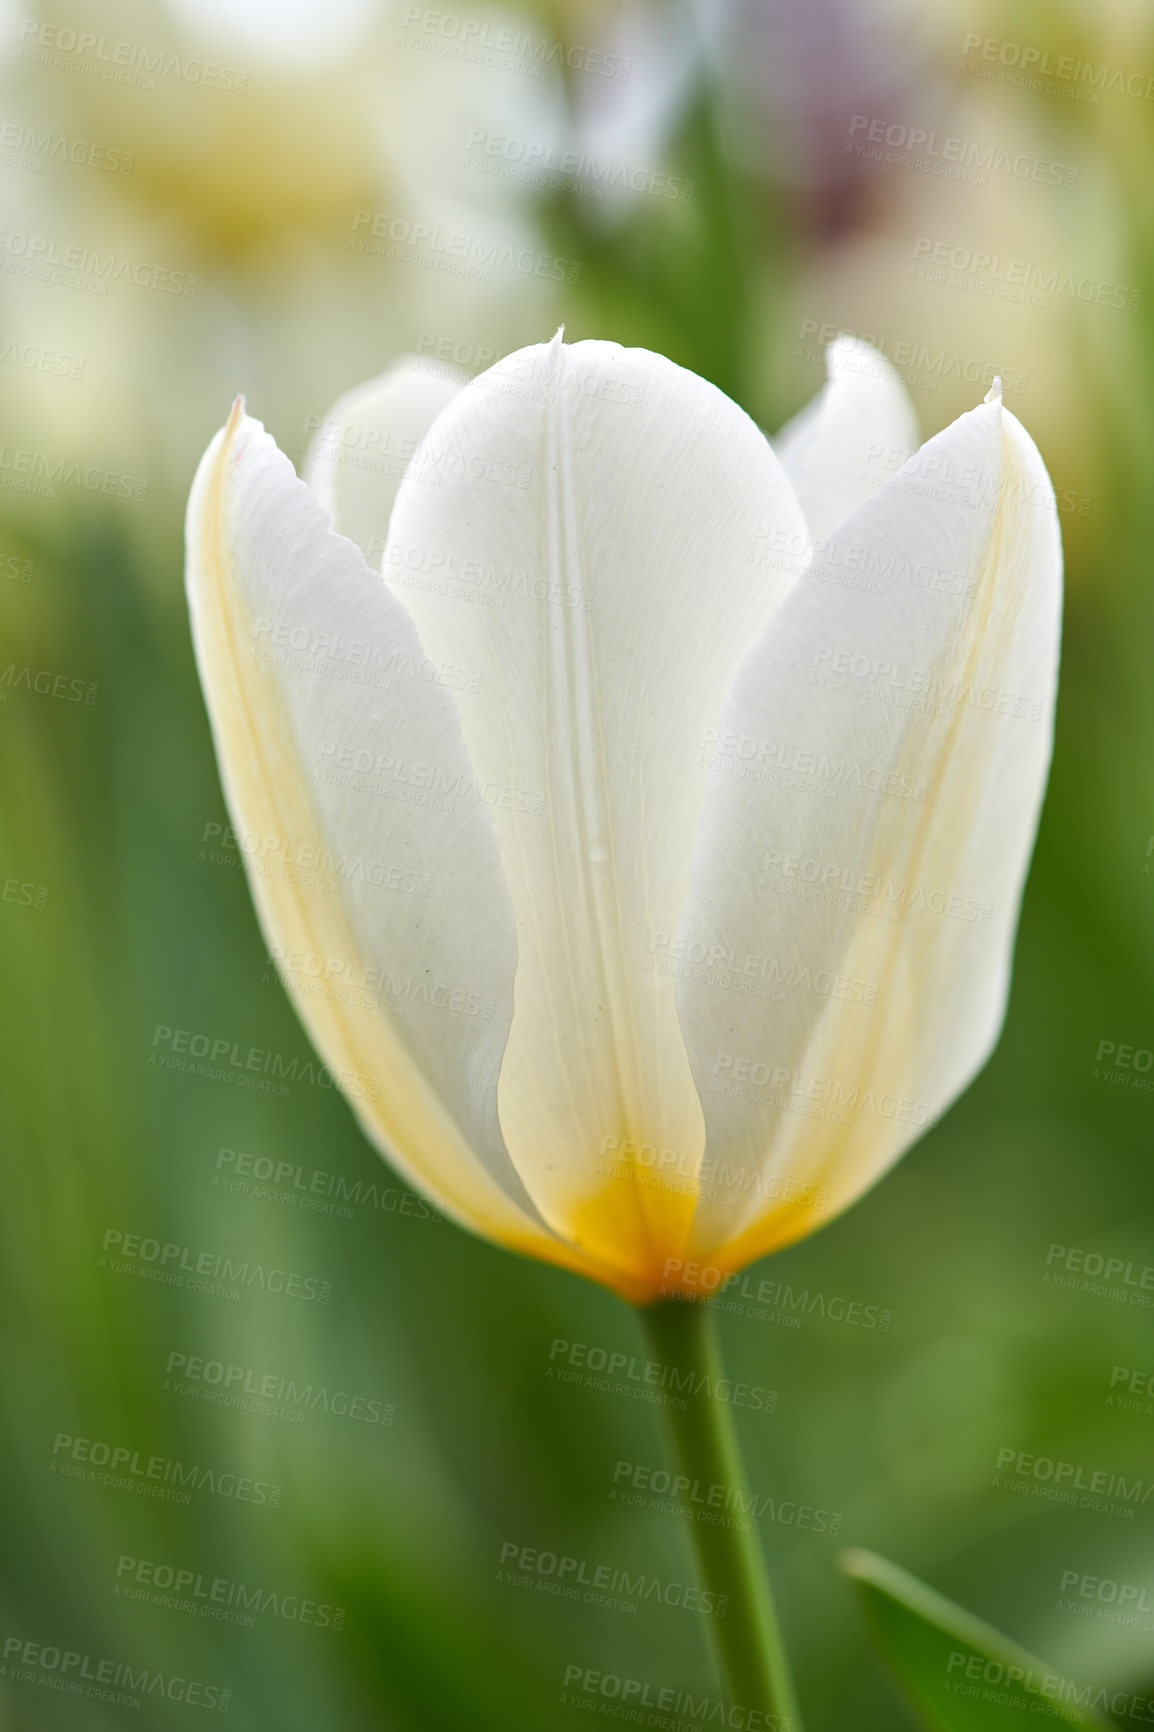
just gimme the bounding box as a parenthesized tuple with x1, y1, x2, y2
(840, 1548, 1114, 1731)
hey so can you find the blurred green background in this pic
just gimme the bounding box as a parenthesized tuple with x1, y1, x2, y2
(2, 0, 1154, 1725)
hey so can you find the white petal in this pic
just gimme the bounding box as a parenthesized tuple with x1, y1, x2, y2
(383, 336, 811, 1288)
(186, 402, 633, 1293)
(675, 389, 1061, 1273)
(303, 359, 466, 566)
(776, 335, 919, 544)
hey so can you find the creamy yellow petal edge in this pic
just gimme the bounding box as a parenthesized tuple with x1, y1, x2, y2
(384, 336, 812, 1296)
(675, 391, 1062, 1282)
(776, 335, 919, 545)
(186, 402, 646, 1299)
(303, 358, 466, 566)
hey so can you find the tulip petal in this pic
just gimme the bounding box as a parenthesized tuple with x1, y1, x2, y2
(187, 402, 637, 1294)
(675, 390, 1061, 1273)
(383, 336, 811, 1289)
(303, 358, 466, 565)
(776, 335, 919, 543)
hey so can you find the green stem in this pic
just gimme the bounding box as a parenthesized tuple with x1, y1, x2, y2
(637, 1296, 803, 1731)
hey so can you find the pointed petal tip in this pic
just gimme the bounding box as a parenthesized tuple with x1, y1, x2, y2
(984, 376, 1003, 406)
(223, 396, 248, 447)
(550, 324, 566, 347)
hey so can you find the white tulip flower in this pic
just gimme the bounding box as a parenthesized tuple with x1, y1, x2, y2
(186, 332, 1061, 1305)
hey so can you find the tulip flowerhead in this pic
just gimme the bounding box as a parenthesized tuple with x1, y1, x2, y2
(186, 333, 1061, 1303)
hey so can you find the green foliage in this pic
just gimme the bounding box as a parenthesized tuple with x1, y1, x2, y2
(842, 1550, 1113, 1731)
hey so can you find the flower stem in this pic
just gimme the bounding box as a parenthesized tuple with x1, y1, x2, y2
(636, 1296, 803, 1731)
